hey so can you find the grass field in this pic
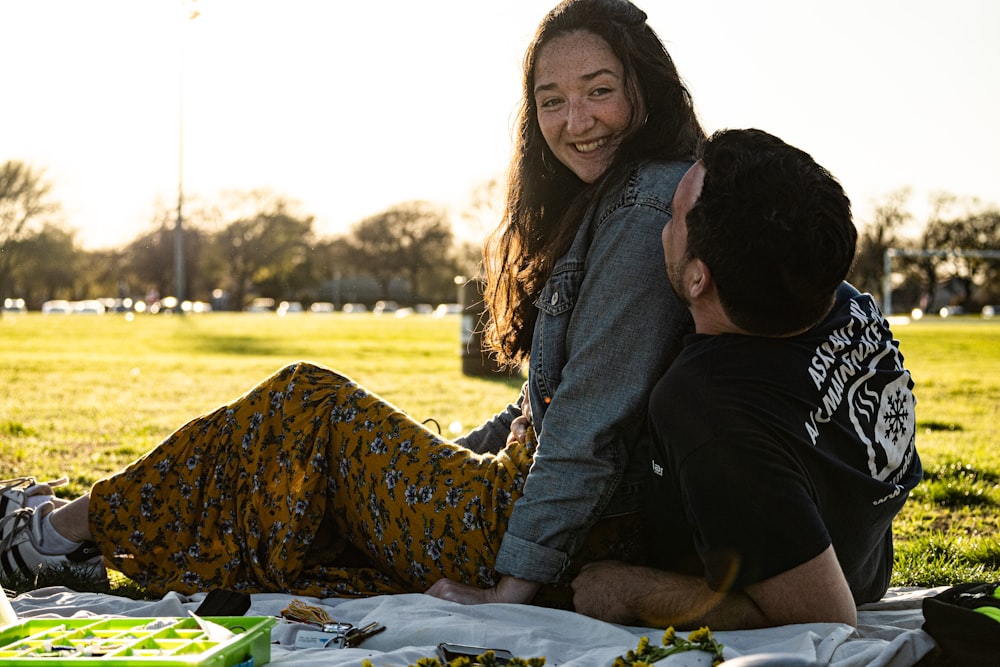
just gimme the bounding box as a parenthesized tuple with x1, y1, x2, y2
(1, 311, 998, 591)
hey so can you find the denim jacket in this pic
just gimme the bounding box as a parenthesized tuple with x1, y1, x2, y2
(458, 160, 694, 583)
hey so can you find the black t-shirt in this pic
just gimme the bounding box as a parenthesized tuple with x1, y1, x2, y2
(644, 283, 922, 604)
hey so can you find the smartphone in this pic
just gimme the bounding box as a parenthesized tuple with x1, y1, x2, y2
(437, 643, 515, 664)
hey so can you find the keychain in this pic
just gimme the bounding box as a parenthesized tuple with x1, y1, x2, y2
(280, 600, 385, 649)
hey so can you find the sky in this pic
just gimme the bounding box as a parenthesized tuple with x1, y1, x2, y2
(1, 0, 998, 250)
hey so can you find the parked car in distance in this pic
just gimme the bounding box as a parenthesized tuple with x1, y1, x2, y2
(277, 301, 304, 316)
(2, 298, 26, 313)
(434, 303, 463, 317)
(97, 297, 135, 313)
(246, 298, 275, 313)
(373, 300, 399, 315)
(73, 300, 106, 315)
(39, 299, 106, 314)
(308, 302, 335, 314)
(41, 300, 73, 314)
(939, 305, 964, 318)
(342, 303, 368, 313)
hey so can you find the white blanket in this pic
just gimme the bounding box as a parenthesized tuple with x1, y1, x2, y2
(9, 586, 939, 666)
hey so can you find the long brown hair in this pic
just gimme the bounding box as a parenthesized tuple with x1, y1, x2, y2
(482, 0, 706, 367)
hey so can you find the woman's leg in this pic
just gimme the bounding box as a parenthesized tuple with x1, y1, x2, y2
(0, 484, 101, 583)
(294, 394, 535, 597)
(48, 496, 91, 542)
(86, 362, 535, 598)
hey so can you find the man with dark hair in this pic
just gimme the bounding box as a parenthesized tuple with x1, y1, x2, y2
(571, 129, 922, 630)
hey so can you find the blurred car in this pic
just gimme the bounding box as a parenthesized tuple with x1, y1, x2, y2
(308, 302, 335, 314)
(2, 298, 26, 313)
(982, 305, 997, 318)
(373, 300, 399, 315)
(413, 303, 434, 315)
(97, 297, 135, 313)
(277, 301, 304, 316)
(246, 298, 275, 313)
(41, 300, 73, 314)
(433, 303, 463, 317)
(342, 302, 368, 313)
(73, 299, 106, 314)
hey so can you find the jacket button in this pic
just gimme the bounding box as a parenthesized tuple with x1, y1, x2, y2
(550, 292, 559, 305)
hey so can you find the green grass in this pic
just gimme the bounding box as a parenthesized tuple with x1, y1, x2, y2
(886, 317, 1000, 586)
(1, 312, 998, 593)
(0, 312, 523, 498)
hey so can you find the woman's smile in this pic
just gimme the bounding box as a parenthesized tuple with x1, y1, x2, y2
(534, 30, 635, 184)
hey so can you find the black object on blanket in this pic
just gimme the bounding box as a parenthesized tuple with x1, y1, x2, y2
(921, 582, 1000, 666)
(193, 589, 252, 617)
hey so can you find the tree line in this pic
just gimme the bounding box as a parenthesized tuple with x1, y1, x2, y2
(849, 188, 1000, 315)
(2, 159, 998, 315)
(0, 160, 488, 312)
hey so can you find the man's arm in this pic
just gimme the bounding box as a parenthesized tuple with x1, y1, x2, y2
(571, 546, 857, 630)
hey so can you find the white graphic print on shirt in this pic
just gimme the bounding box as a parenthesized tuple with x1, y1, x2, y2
(804, 297, 916, 488)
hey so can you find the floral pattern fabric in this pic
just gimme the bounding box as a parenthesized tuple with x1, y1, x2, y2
(89, 362, 534, 598)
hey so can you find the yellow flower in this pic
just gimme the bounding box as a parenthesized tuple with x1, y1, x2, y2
(661, 627, 676, 645)
(688, 627, 712, 644)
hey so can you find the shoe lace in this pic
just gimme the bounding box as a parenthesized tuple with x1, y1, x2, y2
(0, 507, 35, 553)
(0, 476, 69, 498)
(0, 477, 36, 495)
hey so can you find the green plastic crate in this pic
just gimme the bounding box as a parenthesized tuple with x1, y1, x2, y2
(0, 616, 276, 666)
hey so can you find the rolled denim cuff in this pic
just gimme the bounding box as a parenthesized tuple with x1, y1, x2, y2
(494, 532, 568, 584)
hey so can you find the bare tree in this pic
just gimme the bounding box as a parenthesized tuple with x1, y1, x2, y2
(5, 223, 78, 307)
(209, 191, 314, 309)
(921, 193, 1000, 307)
(349, 201, 455, 301)
(460, 177, 505, 243)
(849, 188, 912, 300)
(0, 161, 60, 310)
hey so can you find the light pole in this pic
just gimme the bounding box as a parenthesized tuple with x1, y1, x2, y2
(175, 1, 199, 308)
(174, 82, 185, 307)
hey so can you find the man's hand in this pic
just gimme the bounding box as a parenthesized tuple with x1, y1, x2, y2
(426, 575, 541, 605)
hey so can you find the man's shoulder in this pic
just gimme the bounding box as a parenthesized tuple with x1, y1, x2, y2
(650, 336, 746, 414)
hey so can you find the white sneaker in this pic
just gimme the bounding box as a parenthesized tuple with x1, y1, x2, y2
(0, 502, 106, 583)
(0, 476, 70, 517)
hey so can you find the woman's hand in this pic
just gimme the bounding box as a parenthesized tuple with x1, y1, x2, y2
(425, 575, 541, 605)
(506, 415, 533, 446)
(505, 392, 534, 446)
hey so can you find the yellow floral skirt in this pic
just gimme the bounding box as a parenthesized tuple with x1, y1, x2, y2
(88, 362, 642, 602)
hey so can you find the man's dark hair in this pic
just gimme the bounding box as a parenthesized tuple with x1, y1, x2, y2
(686, 128, 857, 335)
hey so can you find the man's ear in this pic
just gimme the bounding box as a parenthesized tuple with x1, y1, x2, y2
(686, 258, 713, 300)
